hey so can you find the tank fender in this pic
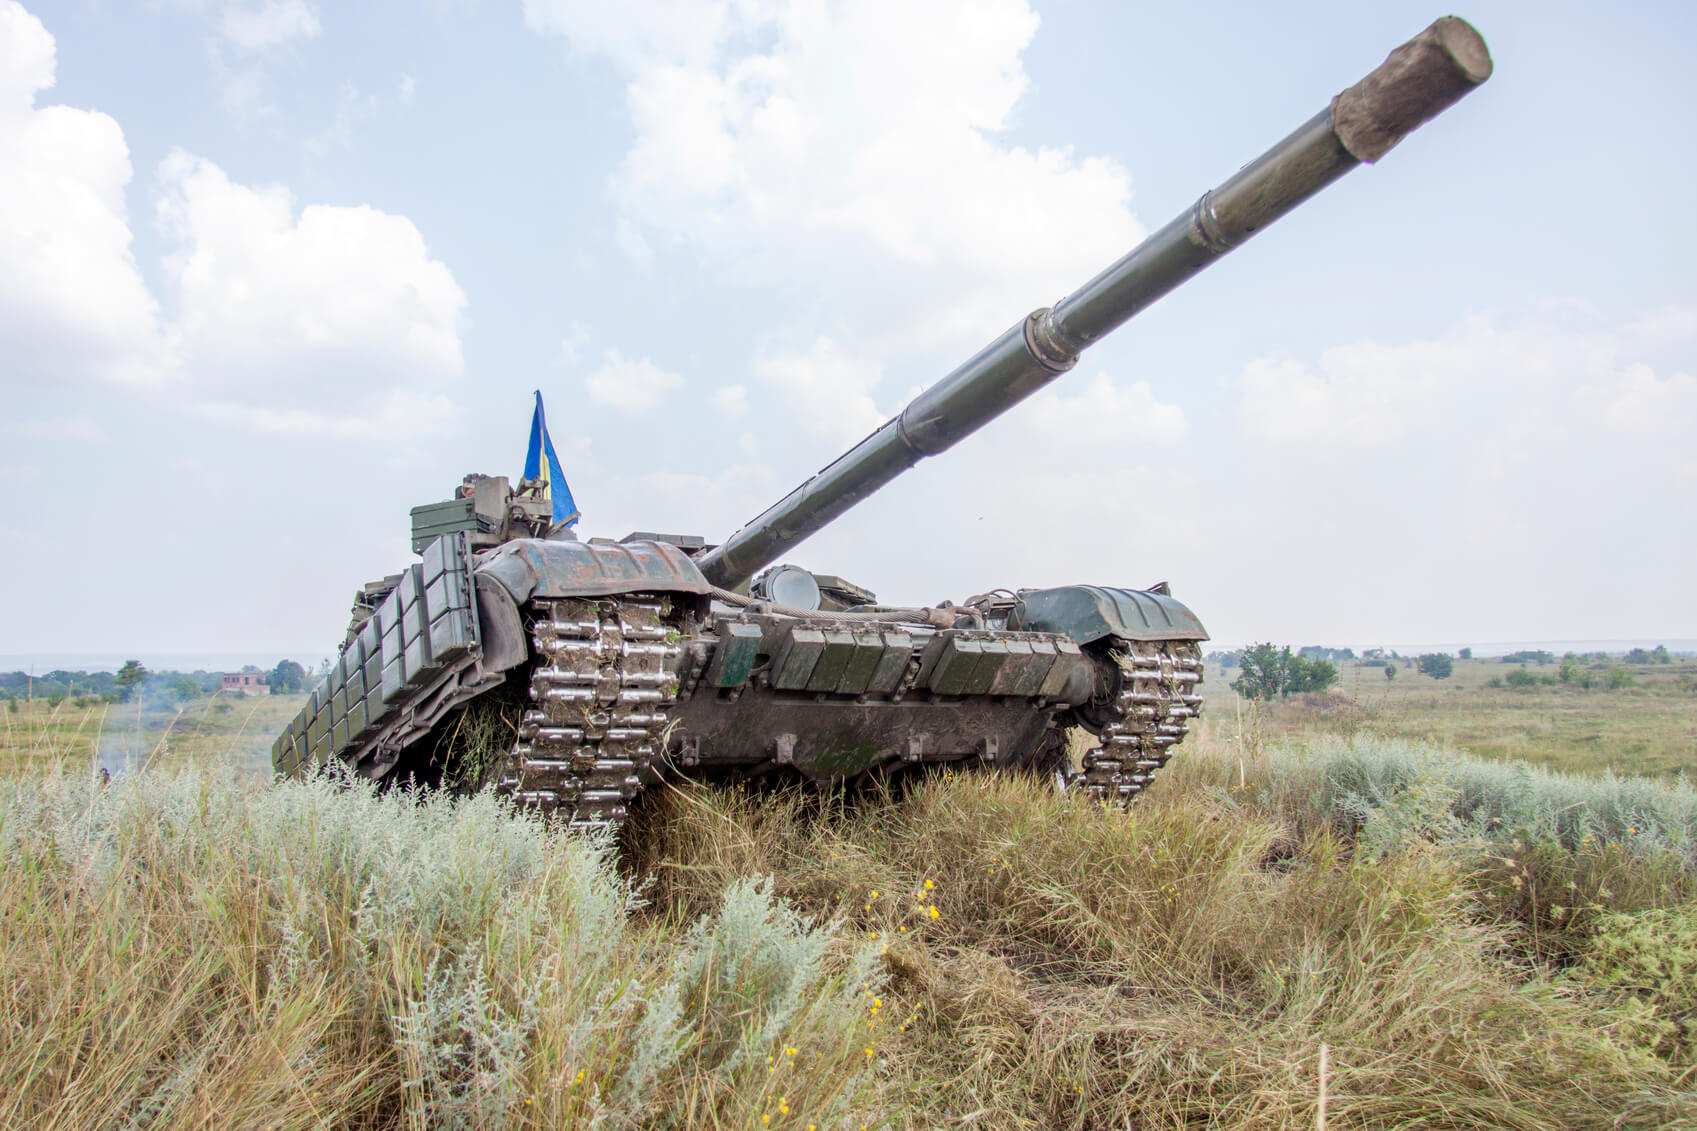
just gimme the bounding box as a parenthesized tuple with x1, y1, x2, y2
(474, 575, 528, 673)
(1008, 585, 1209, 645)
(474, 538, 715, 603)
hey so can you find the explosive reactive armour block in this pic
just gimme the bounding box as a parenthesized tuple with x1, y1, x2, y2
(705, 622, 763, 687)
(771, 628, 826, 690)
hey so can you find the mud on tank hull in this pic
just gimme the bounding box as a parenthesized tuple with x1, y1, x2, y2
(272, 534, 1207, 829)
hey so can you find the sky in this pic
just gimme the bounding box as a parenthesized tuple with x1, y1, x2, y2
(2, 0, 1693, 667)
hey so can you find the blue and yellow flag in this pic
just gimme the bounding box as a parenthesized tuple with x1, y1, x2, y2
(523, 391, 580, 528)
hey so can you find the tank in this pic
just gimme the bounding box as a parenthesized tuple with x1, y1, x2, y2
(272, 17, 1493, 828)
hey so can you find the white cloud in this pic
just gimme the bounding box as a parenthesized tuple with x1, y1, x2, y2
(155, 150, 466, 406)
(754, 338, 886, 445)
(0, 4, 467, 444)
(303, 81, 379, 157)
(0, 0, 167, 386)
(525, 0, 1142, 352)
(188, 388, 457, 438)
(303, 75, 417, 158)
(521, 0, 727, 67)
(1238, 329, 1521, 449)
(1573, 363, 1697, 454)
(197, 0, 321, 118)
(557, 321, 590, 364)
(714, 383, 747, 416)
(613, 216, 651, 266)
(218, 0, 319, 54)
(583, 349, 683, 412)
(12, 414, 108, 443)
(1237, 309, 1695, 457)
(1023, 371, 1187, 448)
(1214, 305, 1697, 639)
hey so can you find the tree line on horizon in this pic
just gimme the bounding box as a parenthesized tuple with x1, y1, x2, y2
(1, 659, 311, 707)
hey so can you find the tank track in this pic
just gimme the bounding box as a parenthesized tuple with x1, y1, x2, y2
(494, 596, 1200, 829)
(1077, 640, 1203, 803)
(496, 596, 685, 830)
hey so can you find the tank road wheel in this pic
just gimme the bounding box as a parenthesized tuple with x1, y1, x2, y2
(494, 596, 684, 831)
(1075, 640, 1203, 805)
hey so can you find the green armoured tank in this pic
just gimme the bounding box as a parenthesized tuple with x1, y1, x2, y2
(273, 17, 1493, 828)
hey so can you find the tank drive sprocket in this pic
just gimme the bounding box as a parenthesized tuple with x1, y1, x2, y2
(1077, 641, 1204, 803)
(497, 595, 686, 829)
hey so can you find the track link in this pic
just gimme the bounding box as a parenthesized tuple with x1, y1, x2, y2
(1078, 640, 1203, 803)
(496, 596, 684, 830)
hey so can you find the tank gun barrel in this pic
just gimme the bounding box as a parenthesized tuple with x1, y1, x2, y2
(695, 16, 1492, 590)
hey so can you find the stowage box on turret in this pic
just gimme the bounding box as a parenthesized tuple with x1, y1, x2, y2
(273, 18, 1494, 828)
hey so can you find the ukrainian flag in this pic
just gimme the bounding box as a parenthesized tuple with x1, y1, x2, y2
(523, 391, 580, 528)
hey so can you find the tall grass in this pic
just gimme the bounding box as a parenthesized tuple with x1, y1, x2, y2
(3, 733, 1695, 1128)
(628, 768, 1697, 1129)
(0, 766, 883, 1129)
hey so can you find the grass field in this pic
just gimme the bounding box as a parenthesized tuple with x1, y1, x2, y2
(1200, 656, 1697, 780)
(5, 734, 1696, 1129)
(0, 691, 306, 778)
(4, 668, 1696, 1127)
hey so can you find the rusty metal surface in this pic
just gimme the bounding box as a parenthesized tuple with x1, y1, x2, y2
(1009, 586, 1209, 644)
(668, 692, 1057, 781)
(475, 537, 713, 602)
(1331, 16, 1492, 163)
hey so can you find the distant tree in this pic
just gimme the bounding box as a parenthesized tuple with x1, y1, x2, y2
(1293, 656, 1340, 694)
(114, 660, 149, 702)
(141, 673, 202, 704)
(1298, 646, 1355, 662)
(1606, 666, 1636, 691)
(1505, 666, 1538, 688)
(1384, 663, 1396, 681)
(269, 659, 308, 694)
(1232, 644, 1338, 700)
(1417, 653, 1454, 680)
(1558, 657, 1580, 684)
(1458, 647, 1473, 660)
(1232, 644, 1289, 701)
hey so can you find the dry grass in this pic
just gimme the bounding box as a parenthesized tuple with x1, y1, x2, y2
(4, 726, 1696, 1128)
(0, 691, 305, 779)
(1202, 657, 1697, 780)
(626, 756, 1697, 1129)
